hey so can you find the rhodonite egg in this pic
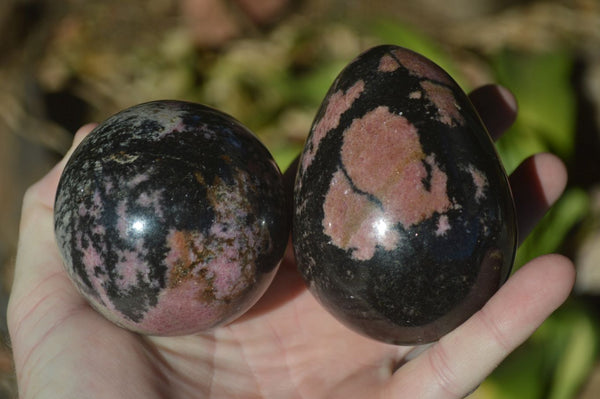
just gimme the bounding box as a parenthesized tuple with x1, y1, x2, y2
(54, 100, 289, 336)
(293, 45, 517, 344)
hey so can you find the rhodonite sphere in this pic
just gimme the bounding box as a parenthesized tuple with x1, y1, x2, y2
(54, 100, 289, 335)
(293, 45, 517, 345)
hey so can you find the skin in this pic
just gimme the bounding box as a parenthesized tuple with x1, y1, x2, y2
(7, 84, 574, 399)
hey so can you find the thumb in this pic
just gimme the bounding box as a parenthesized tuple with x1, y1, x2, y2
(8, 124, 97, 334)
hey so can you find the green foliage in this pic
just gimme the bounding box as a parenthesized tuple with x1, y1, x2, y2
(546, 303, 599, 399)
(494, 49, 577, 168)
(515, 188, 589, 269)
(476, 300, 600, 399)
(492, 48, 586, 270)
(510, 50, 576, 156)
(495, 116, 552, 176)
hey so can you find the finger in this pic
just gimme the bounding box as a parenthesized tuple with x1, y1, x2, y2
(9, 124, 97, 327)
(387, 254, 574, 398)
(510, 152, 568, 244)
(469, 84, 517, 141)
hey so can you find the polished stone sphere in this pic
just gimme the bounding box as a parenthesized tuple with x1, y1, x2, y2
(54, 100, 289, 335)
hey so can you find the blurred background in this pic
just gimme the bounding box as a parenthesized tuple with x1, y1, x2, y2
(1, 0, 599, 397)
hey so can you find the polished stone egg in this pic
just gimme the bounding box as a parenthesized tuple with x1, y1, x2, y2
(54, 100, 289, 336)
(293, 45, 517, 344)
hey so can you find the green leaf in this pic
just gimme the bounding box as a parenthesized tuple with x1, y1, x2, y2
(514, 187, 589, 269)
(492, 50, 576, 159)
(282, 60, 350, 106)
(475, 336, 547, 399)
(475, 301, 599, 399)
(271, 144, 303, 172)
(547, 307, 599, 399)
(535, 301, 600, 399)
(495, 119, 550, 175)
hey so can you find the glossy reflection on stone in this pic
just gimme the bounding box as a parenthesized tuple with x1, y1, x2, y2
(293, 45, 517, 345)
(54, 100, 289, 336)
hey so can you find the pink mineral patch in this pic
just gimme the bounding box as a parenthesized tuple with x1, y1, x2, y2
(148, 113, 186, 139)
(391, 48, 453, 86)
(378, 54, 400, 72)
(322, 169, 400, 260)
(115, 249, 149, 289)
(468, 164, 488, 201)
(301, 80, 365, 172)
(128, 173, 150, 188)
(103, 177, 114, 194)
(436, 214, 451, 236)
(342, 106, 452, 226)
(136, 189, 165, 218)
(78, 231, 102, 272)
(420, 80, 465, 127)
(150, 225, 259, 334)
(78, 189, 103, 218)
(137, 279, 223, 335)
(323, 106, 452, 260)
(75, 230, 114, 312)
(115, 200, 131, 238)
(208, 254, 246, 300)
(164, 229, 204, 287)
(163, 167, 262, 300)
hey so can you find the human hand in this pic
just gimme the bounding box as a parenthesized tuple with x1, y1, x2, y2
(7, 85, 574, 398)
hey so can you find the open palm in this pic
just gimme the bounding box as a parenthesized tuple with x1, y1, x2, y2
(8, 85, 574, 399)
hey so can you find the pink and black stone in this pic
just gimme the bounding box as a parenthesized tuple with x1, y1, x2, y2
(54, 100, 289, 336)
(293, 45, 517, 345)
